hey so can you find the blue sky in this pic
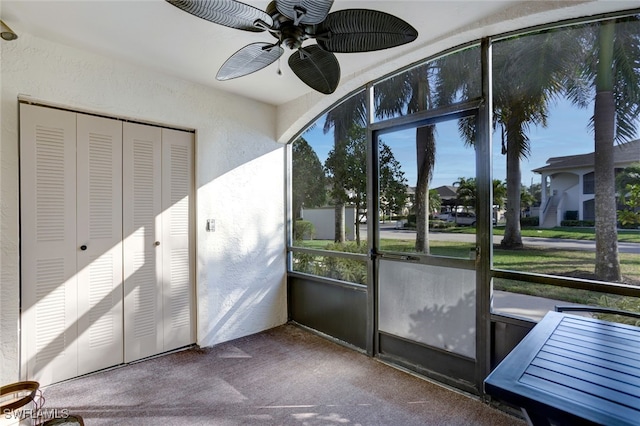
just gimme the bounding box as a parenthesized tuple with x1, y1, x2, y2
(302, 97, 636, 189)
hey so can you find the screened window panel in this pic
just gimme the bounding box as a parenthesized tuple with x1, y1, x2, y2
(491, 17, 640, 319)
(372, 45, 481, 123)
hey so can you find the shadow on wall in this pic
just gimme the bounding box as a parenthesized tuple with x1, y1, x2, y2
(197, 150, 287, 347)
(22, 193, 194, 384)
(408, 290, 476, 358)
(378, 261, 476, 359)
(21, 136, 287, 386)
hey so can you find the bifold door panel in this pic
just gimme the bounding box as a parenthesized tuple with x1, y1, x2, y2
(20, 105, 79, 385)
(160, 128, 194, 352)
(122, 122, 163, 362)
(20, 104, 194, 385)
(76, 113, 124, 376)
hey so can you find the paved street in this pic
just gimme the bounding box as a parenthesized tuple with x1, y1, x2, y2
(361, 223, 640, 254)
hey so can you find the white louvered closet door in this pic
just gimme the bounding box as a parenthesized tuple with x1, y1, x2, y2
(20, 104, 79, 385)
(76, 114, 124, 375)
(21, 105, 194, 382)
(123, 122, 163, 362)
(161, 128, 194, 351)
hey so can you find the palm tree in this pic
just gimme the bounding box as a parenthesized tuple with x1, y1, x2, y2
(436, 34, 576, 247)
(491, 30, 580, 248)
(566, 17, 640, 281)
(375, 63, 438, 253)
(428, 189, 442, 218)
(453, 177, 476, 211)
(493, 180, 507, 210)
(323, 92, 367, 242)
(323, 46, 480, 253)
(616, 163, 640, 198)
(453, 177, 506, 216)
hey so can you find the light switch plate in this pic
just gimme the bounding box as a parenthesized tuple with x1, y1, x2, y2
(206, 219, 215, 232)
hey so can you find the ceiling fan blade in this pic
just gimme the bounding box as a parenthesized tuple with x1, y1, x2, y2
(275, 0, 334, 25)
(316, 9, 418, 53)
(288, 45, 340, 94)
(166, 0, 273, 32)
(217, 43, 284, 81)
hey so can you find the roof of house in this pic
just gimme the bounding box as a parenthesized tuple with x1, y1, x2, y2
(435, 185, 459, 199)
(532, 139, 640, 174)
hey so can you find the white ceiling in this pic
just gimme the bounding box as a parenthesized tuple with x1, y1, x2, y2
(2, 1, 638, 106)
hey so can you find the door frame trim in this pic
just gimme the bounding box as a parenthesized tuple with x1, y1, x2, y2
(368, 101, 486, 393)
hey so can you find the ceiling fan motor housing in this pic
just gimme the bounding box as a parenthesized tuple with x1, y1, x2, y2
(266, 1, 312, 50)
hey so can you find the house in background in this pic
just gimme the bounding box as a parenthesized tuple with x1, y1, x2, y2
(434, 185, 459, 213)
(533, 139, 640, 228)
(433, 185, 504, 224)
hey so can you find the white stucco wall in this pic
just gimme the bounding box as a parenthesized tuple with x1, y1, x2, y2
(1, 34, 287, 384)
(301, 207, 356, 241)
(550, 172, 581, 216)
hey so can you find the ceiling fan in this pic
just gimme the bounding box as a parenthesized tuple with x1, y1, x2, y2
(166, 0, 418, 94)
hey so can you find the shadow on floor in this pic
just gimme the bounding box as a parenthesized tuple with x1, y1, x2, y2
(40, 324, 524, 425)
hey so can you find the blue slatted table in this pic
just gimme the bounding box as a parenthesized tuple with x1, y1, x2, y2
(484, 311, 640, 426)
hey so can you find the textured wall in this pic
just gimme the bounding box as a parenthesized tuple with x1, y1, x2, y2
(0, 34, 287, 384)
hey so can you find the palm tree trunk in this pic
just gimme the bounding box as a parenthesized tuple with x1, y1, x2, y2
(415, 125, 435, 253)
(334, 203, 345, 243)
(501, 121, 524, 249)
(593, 20, 621, 281)
(355, 201, 361, 246)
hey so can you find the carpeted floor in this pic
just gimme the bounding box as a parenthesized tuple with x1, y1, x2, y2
(40, 324, 524, 425)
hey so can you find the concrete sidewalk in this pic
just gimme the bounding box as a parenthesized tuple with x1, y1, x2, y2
(492, 290, 589, 322)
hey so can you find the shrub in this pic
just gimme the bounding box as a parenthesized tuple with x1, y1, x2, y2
(560, 220, 595, 227)
(291, 242, 368, 284)
(520, 216, 539, 227)
(564, 210, 579, 220)
(619, 221, 640, 229)
(321, 242, 367, 284)
(404, 215, 454, 229)
(592, 295, 640, 327)
(429, 219, 455, 229)
(293, 220, 315, 241)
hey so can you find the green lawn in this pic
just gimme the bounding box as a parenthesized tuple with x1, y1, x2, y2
(294, 236, 640, 318)
(444, 226, 640, 243)
(293, 235, 640, 318)
(295, 237, 640, 285)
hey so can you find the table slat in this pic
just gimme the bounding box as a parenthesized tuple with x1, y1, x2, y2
(528, 357, 640, 398)
(539, 345, 640, 381)
(544, 335, 640, 367)
(484, 312, 640, 426)
(551, 329, 640, 360)
(519, 372, 640, 425)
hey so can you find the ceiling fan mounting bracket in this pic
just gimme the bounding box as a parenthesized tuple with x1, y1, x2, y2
(253, 19, 272, 32)
(292, 5, 307, 26)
